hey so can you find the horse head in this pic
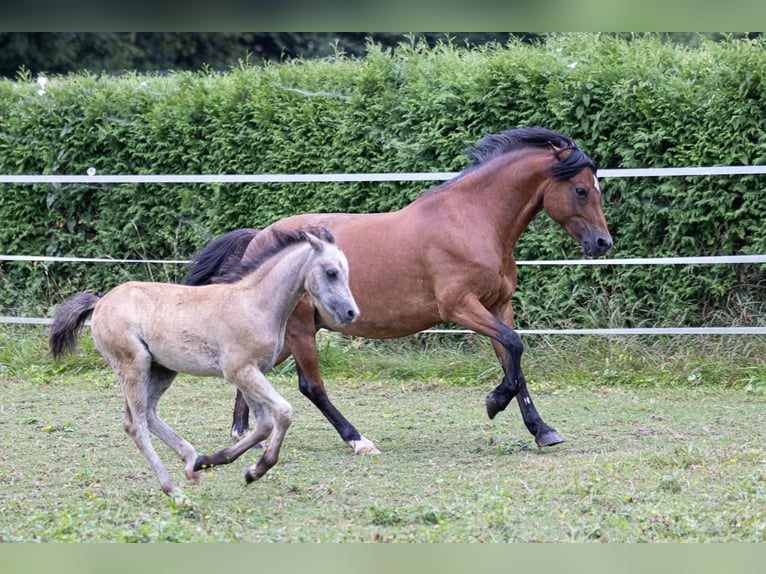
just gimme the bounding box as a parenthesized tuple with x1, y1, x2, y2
(541, 143, 613, 257)
(301, 228, 360, 327)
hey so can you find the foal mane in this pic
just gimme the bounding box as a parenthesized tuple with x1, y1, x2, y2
(213, 226, 335, 284)
(463, 126, 598, 180)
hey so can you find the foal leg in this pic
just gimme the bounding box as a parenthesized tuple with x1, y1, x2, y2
(120, 367, 178, 495)
(230, 389, 250, 442)
(244, 387, 293, 483)
(228, 302, 378, 455)
(446, 298, 563, 448)
(195, 396, 275, 470)
(144, 364, 199, 483)
(229, 343, 292, 443)
(195, 363, 293, 483)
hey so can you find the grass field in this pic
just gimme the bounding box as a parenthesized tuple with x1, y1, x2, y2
(0, 326, 764, 542)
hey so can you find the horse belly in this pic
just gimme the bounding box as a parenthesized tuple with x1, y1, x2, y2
(148, 340, 222, 377)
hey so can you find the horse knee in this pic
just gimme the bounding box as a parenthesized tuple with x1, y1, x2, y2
(252, 415, 274, 437)
(298, 376, 323, 402)
(272, 402, 293, 429)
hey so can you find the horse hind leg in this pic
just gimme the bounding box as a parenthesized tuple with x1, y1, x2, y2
(287, 315, 380, 455)
(144, 364, 200, 483)
(122, 380, 177, 495)
(296, 364, 379, 455)
(107, 339, 178, 495)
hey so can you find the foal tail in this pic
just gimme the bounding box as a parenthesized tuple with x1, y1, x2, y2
(185, 227, 259, 286)
(48, 293, 100, 359)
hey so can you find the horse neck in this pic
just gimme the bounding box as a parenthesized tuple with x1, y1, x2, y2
(449, 151, 550, 253)
(237, 243, 315, 318)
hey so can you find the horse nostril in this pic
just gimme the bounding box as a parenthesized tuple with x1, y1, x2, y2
(597, 236, 613, 250)
(346, 309, 357, 321)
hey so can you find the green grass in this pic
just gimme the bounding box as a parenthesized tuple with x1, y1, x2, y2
(0, 325, 764, 542)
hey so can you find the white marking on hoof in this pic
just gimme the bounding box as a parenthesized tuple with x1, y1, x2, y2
(169, 488, 191, 508)
(349, 435, 381, 455)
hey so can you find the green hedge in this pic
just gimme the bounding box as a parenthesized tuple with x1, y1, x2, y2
(1, 34, 765, 327)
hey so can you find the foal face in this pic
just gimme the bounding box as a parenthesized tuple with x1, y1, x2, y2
(542, 167, 613, 257)
(304, 243, 360, 327)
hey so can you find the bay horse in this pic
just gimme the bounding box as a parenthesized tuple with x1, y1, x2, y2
(49, 227, 359, 496)
(186, 126, 613, 456)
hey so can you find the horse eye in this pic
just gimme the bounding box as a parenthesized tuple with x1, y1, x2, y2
(575, 186, 588, 198)
(325, 268, 339, 280)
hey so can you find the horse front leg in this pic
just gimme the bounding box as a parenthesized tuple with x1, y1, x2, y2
(195, 365, 292, 483)
(289, 301, 380, 455)
(447, 298, 564, 448)
(230, 342, 294, 445)
(488, 332, 564, 447)
(295, 363, 380, 455)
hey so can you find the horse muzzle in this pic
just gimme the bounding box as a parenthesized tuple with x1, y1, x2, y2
(581, 229, 613, 257)
(326, 297, 360, 326)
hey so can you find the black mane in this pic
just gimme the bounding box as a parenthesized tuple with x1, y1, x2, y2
(213, 226, 335, 284)
(464, 126, 597, 180)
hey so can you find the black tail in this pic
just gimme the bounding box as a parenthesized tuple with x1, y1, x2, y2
(49, 292, 100, 359)
(185, 228, 259, 286)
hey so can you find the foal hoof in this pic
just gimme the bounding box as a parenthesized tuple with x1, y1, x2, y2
(244, 469, 261, 485)
(535, 429, 565, 448)
(186, 469, 201, 484)
(193, 454, 210, 472)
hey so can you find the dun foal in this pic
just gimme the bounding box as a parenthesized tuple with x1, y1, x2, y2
(49, 227, 359, 496)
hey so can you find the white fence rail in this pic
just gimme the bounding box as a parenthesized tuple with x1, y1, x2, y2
(2, 166, 765, 334)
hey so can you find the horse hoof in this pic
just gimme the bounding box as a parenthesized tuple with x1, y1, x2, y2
(193, 454, 209, 472)
(169, 488, 191, 507)
(485, 395, 503, 420)
(535, 430, 565, 448)
(186, 469, 201, 484)
(244, 469, 261, 484)
(349, 436, 381, 455)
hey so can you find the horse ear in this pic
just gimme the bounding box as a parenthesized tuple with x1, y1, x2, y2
(549, 142, 576, 161)
(549, 142, 563, 157)
(303, 231, 324, 252)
